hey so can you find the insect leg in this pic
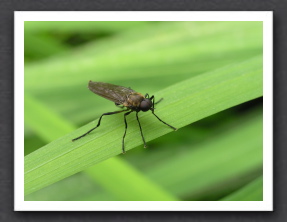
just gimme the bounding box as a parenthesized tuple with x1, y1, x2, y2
(72, 110, 127, 142)
(151, 111, 177, 131)
(136, 112, 147, 148)
(150, 96, 177, 131)
(122, 110, 133, 154)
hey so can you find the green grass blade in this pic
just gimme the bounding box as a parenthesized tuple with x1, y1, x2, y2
(24, 21, 262, 127)
(145, 110, 263, 199)
(25, 94, 178, 200)
(25, 94, 75, 141)
(85, 158, 178, 201)
(25, 21, 262, 93)
(25, 173, 116, 201)
(25, 56, 262, 196)
(25, 33, 69, 60)
(25, 21, 150, 34)
(25, 108, 262, 201)
(220, 176, 263, 201)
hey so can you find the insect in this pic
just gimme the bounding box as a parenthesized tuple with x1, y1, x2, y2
(72, 81, 177, 153)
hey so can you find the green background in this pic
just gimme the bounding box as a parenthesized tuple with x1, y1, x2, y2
(24, 21, 263, 201)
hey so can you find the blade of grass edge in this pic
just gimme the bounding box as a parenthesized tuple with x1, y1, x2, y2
(24, 94, 178, 200)
(25, 56, 263, 196)
(219, 176, 263, 201)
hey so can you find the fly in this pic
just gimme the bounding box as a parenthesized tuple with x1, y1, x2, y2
(72, 81, 177, 153)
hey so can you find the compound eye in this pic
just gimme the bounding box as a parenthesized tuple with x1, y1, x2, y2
(140, 99, 152, 112)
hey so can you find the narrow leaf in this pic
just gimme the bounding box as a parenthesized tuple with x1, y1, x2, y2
(25, 56, 262, 195)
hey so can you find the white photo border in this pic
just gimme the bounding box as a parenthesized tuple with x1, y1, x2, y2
(15, 11, 273, 211)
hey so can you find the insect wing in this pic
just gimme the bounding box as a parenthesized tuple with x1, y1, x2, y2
(88, 81, 135, 104)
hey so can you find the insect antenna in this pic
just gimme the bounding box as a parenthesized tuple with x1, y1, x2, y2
(154, 98, 163, 105)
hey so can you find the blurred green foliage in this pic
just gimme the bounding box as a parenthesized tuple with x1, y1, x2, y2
(24, 21, 263, 201)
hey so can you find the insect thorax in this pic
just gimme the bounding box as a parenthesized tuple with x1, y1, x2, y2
(124, 92, 145, 109)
